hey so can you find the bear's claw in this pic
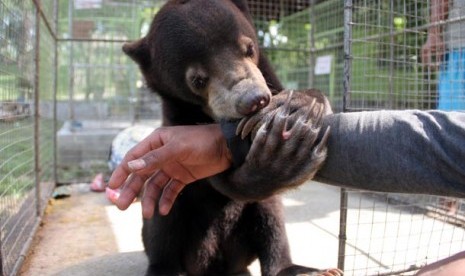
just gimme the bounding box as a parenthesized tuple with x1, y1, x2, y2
(237, 90, 330, 162)
(229, 89, 331, 198)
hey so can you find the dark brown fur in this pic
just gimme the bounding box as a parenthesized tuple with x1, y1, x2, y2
(123, 1, 333, 275)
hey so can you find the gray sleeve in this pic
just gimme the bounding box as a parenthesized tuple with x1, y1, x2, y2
(314, 110, 465, 198)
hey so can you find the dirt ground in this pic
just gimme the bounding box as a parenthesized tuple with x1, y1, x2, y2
(19, 182, 344, 276)
(18, 180, 465, 276)
(19, 184, 147, 276)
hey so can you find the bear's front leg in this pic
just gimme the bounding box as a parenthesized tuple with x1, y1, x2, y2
(245, 197, 342, 276)
(142, 203, 186, 276)
(211, 90, 331, 201)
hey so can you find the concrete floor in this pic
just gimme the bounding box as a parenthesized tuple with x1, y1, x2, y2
(19, 181, 465, 276)
(20, 183, 148, 276)
(19, 181, 343, 276)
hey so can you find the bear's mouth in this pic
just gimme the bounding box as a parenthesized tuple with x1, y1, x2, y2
(231, 78, 271, 117)
(235, 90, 270, 116)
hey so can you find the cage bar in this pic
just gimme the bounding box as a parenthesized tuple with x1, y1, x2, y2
(0, 1, 464, 275)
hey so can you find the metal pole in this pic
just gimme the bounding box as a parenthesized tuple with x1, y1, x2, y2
(388, 0, 395, 109)
(130, 0, 137, 123)
(34, 0, 42, 217)
(53, 0, 59, 184)
(10, 1, 56, 275)
(308, 0, 315, 88)
(0, 234, 3, 276)
(343, 0, 353, 112)
(68, 0, 75, 121)
(338, 189, 348, 270)
(338, 0, 353, 271)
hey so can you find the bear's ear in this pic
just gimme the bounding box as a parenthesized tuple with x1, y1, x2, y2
(122, 38, 151, 69)
(229, 0, 254, 23)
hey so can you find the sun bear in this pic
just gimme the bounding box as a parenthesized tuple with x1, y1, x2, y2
(122, 0, 337, 275)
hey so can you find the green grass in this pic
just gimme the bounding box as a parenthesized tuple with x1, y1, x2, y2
(0, 118, 56, 197)
(349, 34, 434, 110)
(57, 161, 110, 184)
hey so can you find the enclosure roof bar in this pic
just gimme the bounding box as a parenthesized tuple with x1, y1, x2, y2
(57, 38, 134, 43)
(260, 46, 311, 53)
(31, 0, 58, 41)
(349, 15, 465, 44)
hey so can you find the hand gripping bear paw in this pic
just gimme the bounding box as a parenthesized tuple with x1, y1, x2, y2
(212, 89, 332, 201)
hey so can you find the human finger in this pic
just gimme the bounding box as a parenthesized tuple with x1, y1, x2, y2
(141, 184, 157, 219)
(127, 141, 186, 179)
(108, 130, 164, 189)
(108, 162, 132, 190)
(114, 173, 145, 210)
(158, 179, 186, 216)
(141, 170, 170, 218)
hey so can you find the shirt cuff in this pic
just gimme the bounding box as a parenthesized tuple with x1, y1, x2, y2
(219, 120, 252, 168)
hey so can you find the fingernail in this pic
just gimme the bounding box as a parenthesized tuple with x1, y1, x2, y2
(128, 159, 146, 171)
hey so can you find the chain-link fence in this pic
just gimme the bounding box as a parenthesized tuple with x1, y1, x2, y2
(55, 0, 161, 183)
(252, 3, 465, 274)
(339, 0, 465, 275)
(0, 0, 159, 275)
(1, 0, 465, 275)
(0, 0, 56, 275)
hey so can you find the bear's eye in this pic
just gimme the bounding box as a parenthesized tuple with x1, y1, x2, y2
(191, 76, 209, 90)
(245, 43, 255, 58)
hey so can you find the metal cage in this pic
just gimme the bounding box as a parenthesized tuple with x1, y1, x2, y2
(1, 1, 464, 275)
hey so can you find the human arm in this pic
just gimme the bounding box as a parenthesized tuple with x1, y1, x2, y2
(316, 110, 465, 197)
(109, 109, 465, 218)
(421, 0, 448, 67)
(107, 124, 232, 218)
(108, 90, 330, 217)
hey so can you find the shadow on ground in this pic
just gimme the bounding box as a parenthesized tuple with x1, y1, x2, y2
(53, 252, 147, 276)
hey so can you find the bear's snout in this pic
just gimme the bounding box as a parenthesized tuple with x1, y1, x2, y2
(236, 91, 270, 116)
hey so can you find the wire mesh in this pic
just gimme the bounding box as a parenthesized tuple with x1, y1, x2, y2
(39, 6, 58, 188)
(251, 0, 314, 92)
(54, 0, 163, 183)
(341, 191, 465, 275)
(0, 0, 57, 275)
(0, 0, 464, 275)
(56, 0, 160, 123)
(53, 0, 319, 182)
(347, 0, 434, 110)
(341, 0, 465, 275)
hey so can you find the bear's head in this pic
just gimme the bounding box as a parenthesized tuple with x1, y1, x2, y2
(123, 0, 274, 120)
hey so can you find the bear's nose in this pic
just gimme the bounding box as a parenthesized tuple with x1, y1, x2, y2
(236, 92, 270, 116)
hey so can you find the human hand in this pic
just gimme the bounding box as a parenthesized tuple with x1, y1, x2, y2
(421, 31, 445, 70)
(107, 124, 232, 218)
(210, 90, 331, 200)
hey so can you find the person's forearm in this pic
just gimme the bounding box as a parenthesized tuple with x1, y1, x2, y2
(315, 110, 465, 198)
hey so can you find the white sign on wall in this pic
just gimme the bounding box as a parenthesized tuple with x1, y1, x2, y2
(75, 0, 102, 9)
(314, 55, 333, 75)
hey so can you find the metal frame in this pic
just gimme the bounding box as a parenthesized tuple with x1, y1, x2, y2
(1, 1, 465, 275)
